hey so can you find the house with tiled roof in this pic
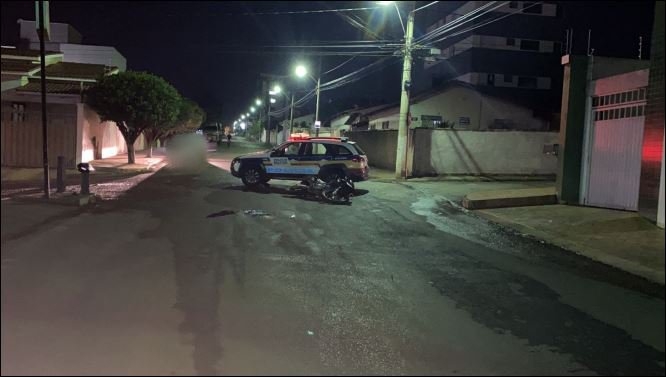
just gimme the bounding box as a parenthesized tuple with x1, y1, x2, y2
(1, 22, 143, 168)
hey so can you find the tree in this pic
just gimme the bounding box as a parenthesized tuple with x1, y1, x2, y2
(85, 71, 181, 164)
(158, 99, 206, 146)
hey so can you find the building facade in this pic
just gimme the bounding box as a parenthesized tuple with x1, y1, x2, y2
(416, 1, 564, 126)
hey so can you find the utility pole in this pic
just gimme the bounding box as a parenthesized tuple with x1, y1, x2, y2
(289, 93, 295, 140)
(314, 77, 321, 137)
(395, 8, 415, 179)
(314, 57, 322, 137)
(38, 0, 50, 198)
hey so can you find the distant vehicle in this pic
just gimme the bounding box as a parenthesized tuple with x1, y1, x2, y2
(199, 124, 222, 144)
(230, 136, 369, 187)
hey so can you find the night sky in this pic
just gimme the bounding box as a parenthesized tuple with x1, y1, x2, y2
(1, 1, 656, 124)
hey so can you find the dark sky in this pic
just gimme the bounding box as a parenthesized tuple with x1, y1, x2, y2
(1, 1, 656, 124)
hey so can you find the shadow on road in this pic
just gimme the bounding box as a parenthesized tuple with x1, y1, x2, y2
(220, 183, 369, 204)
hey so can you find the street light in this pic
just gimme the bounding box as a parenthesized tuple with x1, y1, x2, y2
(250, 106, 256, 113)
(294, 63, 322, 136)
(295, 64, 308, 78)
(255, 99, 262, 106)
(241, 114, 246, 119)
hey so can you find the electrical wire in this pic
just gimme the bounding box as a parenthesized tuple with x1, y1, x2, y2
(428, 2, 544, 44)
(165, 6, 381, 17)
(322, 56, 356, 76)
(415, 1, 502, 43)
(413, 1, 440, 13)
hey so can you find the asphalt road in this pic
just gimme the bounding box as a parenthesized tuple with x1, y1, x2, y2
(2, 142, 664, 375)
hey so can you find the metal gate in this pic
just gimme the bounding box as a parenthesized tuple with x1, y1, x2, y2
(585, 89, 647, 211)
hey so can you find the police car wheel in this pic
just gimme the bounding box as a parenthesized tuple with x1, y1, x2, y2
(241, 166, 264, 186)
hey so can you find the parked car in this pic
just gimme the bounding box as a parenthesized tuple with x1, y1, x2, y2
(199, 125, 222, 144)
(230, 136, 369, 187)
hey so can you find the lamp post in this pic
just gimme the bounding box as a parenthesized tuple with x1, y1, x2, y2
(294, 64, 321, 137)
(379, 1, 416, 179)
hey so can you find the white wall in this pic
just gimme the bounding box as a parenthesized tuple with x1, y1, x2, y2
(19, 20, 82, 44)
(29, 43, 127, 71)
(593, 69, 650, 94)
(79, 104, 144, 163)
(413, 86, 548, 130)
(413, 130, 558, 175)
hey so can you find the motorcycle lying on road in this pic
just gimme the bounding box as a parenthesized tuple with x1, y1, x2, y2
(288, 175, 355, 204)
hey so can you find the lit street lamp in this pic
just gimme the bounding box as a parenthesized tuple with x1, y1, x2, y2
(255, 99, 262, 106)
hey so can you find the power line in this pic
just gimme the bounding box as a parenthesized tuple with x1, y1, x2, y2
(165, 6, 380, 17)
(415, 1, 502, 44)
(428, 2, 544, 44)
(322, 56, 356, 76)
(413, 1, 440, 13)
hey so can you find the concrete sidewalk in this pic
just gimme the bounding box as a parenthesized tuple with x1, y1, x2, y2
(89, 148, 167, 172)
(476, 204, 665, 285)
(1, 150, 166, 186)
(462, 187, 558, 209)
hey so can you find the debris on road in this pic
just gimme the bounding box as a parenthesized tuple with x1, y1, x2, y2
(244, 209, 272, 217)
(307, 330, 314, 336)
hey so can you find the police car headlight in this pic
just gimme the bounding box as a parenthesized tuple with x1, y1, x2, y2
(232, 160, 241, 172)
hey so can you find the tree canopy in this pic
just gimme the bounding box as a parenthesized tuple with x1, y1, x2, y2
(85, 71, 181, 163)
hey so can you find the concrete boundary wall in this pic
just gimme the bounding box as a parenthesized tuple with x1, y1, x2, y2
(348, 129, 558, 176)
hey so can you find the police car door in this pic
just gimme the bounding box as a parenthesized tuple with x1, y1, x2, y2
(266, 142, 304, 178)
(305, 142, 334, 174)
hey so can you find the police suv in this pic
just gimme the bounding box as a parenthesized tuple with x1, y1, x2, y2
(230, 136, 369, 187)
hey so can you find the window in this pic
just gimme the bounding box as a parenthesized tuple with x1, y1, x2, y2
(275, 142, 302, 156)
(639, 88, 646, 100)
(620, 107, 626, 118)
(631, 106, 637, 117)
(631, 90, 638, 101)
(621, 92, 628, 103)
(638, 106, 644, 116)
(509, 1, 518, 8)
(326, 144, 352, 156)
(520, 39, 540, 51)
(592, 97, 599, 107)
(506, 38, 516, 46)
(602, 110, 609, 120)
(309, 142, 327, 156)
(600, 96, 606, 106)
(594, 111, 599, 121)
(11, 103, 25, 122)
(522, 2, 543, 14)
(421, 115, 443, 128)
(381, 121, 390, 130)
(614, 108, 620, 119)
(487, 73, 495, 86)
(614, 93, 621, 104)
(517, 76, 538, 88)
(504, 74, 513, 83)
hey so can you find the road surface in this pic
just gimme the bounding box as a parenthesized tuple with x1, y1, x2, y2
(2, 141, 664, 375)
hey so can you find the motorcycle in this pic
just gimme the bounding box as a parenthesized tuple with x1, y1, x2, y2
(289, 175, 355, 204)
